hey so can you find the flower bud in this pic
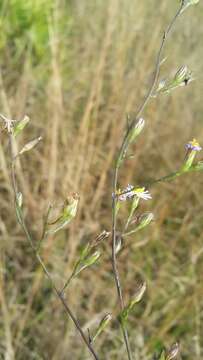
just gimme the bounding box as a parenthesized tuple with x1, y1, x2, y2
(92, 313, 112, 342)
(47, 193, 79, 234)
(182, 139, 202, 171)
(130, 281, 147, 306)
(75, 250, 101, 276)
(115, 233, 123, 254)
(13, 116, 30, 137)
(16, 192, 23, 208)
(119, 282, 146, 323)
(19, 136, 42, 155)
(124, 213, 154, 237)
(174, 65, 188, 82)
(128, 118, 145, 144)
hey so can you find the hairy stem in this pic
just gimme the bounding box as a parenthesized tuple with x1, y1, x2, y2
(111, 3, 183, 360)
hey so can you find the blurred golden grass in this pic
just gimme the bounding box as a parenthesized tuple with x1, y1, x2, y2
(0, 0, 203, 359)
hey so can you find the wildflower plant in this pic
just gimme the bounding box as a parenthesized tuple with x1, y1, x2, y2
(0, 0, 202, 359)
(111, 1, 202, 359)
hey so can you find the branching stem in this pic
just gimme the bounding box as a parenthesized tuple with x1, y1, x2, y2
(111, 4, 183, 360)
(8, 134, 99, 360)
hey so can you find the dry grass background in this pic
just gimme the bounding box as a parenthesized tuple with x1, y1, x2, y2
(0, 0, 203, 359)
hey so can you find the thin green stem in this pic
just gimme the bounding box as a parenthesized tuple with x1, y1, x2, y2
(111, 3, 183, 360)
(8, 133, 99, 360)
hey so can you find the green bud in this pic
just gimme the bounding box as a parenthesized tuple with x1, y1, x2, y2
(92, 313, 112, 342)
(63, 193, 79, 220)
(82, 250, 101, 267)
(181, 0, 199, 13)
(159, 350, 167, 360)
(75, 250, 101, 276)
(130, 281, 147, 306)
(174, 65, 188, 82)
(119, 282, 146, 323)
(127, 118, 145, 144)
(125, 196, 140, 230)
(16, 192, 23, 208)
(47, 193, 79, 234)
(156, 79, 166, 92)
(182, 150, 196, 171)
(156, 66, 193, 95)
(91, 230, 110, 248)
(61, 249, 101, 293)
(13, 116, 30, 137)
(115, 234, 123, 254)
(124, 212, 154, 237)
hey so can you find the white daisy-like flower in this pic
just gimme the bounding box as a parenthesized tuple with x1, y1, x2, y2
(116, 185, 152, 202)
(133, 187, 152, 200)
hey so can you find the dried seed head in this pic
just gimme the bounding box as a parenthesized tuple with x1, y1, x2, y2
(181, 0, 199, 13)
(174, 65, 188, 82)
(128, 118, 145, 144)
(131, 281, 147, 305)
(91, 230, 110, 248)
(115, 233, 123, 254)
(166, 342, 180, 360)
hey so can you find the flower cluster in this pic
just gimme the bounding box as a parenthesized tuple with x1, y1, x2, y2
(115, 185, 152, 202)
